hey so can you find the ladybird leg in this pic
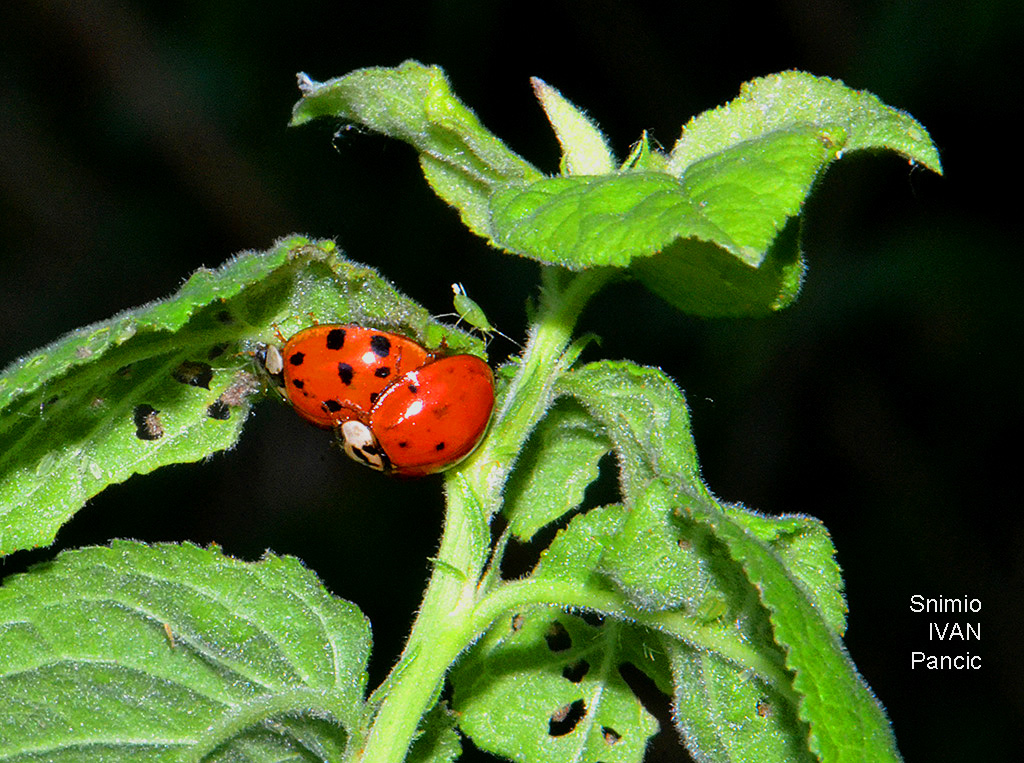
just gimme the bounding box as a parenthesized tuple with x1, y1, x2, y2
(317, 397, 366, 422)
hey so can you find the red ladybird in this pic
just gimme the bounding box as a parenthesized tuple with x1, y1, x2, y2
(262, 324, 495, 476)
(359, 354, 494, 477)
(272, 325, 431, 428)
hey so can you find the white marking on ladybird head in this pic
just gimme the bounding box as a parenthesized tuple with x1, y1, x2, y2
(339, 420, 388, 471)
(261, 344, 284, 375)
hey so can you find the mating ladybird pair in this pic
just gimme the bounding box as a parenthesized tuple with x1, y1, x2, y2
(260, 325, 494, 477)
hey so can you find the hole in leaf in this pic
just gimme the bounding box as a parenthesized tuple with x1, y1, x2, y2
(602, 726, 621, 744)
(562, 659, 589, 683)
(206, 400, 230, 420)
(544, 621, 572, 652)
(578, 609, 605, 628)
(207, 342, 229, 359)
(133, 404, 164, 440)
(548, 699, 585, 736)
(171, 360, 214, 389)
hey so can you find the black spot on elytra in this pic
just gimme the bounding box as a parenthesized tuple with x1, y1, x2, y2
(369, 392, 380, 404)
(337, 362, 354, 385)
(171, 360, 214, 389)
(397, 440, 409, 448)
(434, 441, 445, 451)
(548, 700, 585, 737)
(133, 404, 164, 440)
(292, 379, 305, 390)
(326, 328, 346, 350)
(407, 383, 419, 394)
(206, 400, 230, 420)
(288, 351, 305, 366)
(544, 621, 572, 652)
(370, 334, 391, 357)
(322, 399, 343, 413)
(374, 366, 391, 378)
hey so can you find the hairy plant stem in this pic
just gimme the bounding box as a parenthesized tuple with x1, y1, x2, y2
(357, 266, 613, 763)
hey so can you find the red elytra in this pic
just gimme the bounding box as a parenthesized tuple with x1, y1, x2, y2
(366, 354, 494, 477)
(268, 324, 495, 476)
(279, 325, 431, 429)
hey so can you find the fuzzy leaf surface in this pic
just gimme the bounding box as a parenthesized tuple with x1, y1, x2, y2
(451, 610, 658, 763)
(666, 71, 943, 175)
(0, 237, 482, 555)
(293, 64, 940, 317)
(681, 502, 903, 762)
(501, 399, 611, 541)
(555, 360, 890, 761)
(290, 62, 542, 236)
(490, 127, 835, 270)
(0, 541, 371, 762)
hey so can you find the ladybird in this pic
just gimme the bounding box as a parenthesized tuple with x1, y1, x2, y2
(357, 354, 494, 477)
(275, 325, 431, 429)
(263, 324, 495, 476)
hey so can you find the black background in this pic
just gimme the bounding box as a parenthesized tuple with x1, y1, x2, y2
(1, 1, 1020, 760)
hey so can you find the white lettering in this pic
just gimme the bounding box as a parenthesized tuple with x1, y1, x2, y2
(928, 622, 981, 640)
(910, 595, 981, 613)
(910, 651, 981, 669)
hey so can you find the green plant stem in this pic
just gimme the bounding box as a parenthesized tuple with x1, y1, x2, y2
(357, 266, 612, 763)
(464, 266, 615, 513)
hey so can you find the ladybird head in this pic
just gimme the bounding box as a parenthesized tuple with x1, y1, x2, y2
(338, 420, 392, 472)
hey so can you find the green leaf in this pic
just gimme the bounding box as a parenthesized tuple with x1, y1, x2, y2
(295, 64, 940, 317)
(291, 62, 542, 236)
(451, 610, 658, 763)
(0, 237, 483, 556)
(554, 361, 844, 632)
(531, 78, 615, 175)
(556, 360, 892, 760)
(407, 703, 463, 763)
(502, 399, 611, 541)
(555, 360, 707, 499)
(667, 71, 943, 176)
(668, 640, 816, 763)
(726, 504, 847, 635)
(491, 128, 835, 271)
(630, 217, 804, 317)
(681, 499, 902, 762)
(0, 541, 372, 761)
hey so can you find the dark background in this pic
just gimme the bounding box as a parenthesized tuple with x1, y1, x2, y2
(1, 0, 1020, 760)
